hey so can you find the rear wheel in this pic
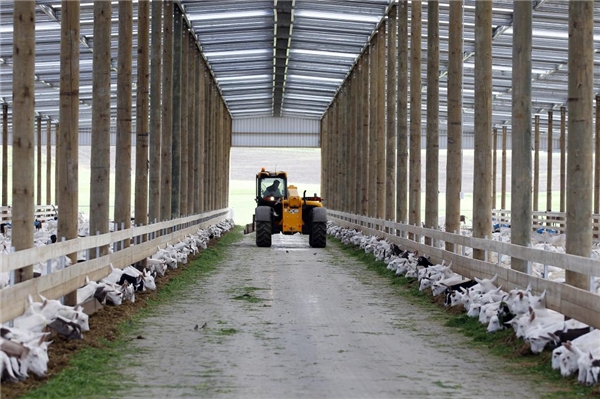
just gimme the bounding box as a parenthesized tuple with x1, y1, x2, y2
(310, 221, 326, 248)
(256, 220, 272, 247)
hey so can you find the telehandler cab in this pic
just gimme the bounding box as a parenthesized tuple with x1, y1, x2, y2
(254, 168, 327, 248)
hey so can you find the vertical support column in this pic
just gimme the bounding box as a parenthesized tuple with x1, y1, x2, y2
(360, 49, 370, 217)
(368, 39, 377, 218)
(149, 0, 162, 225)
(180, 28, 189, 217)
(36, 116, 42, 205)
(445, 0, 463, 250)
(58, 0, 79, 304)
(409, 0, 422, 236)
(196, 60, 205, 213)
(187, 37, 196, 215)
(348, 71, 357, 214)
(54, 123, 59, 205)
(353, 66, 361, 215)
(510, 0, 532, 273)
(492, 128, 497, 209)
(171, 5, 182, 219)
(533, 115, 540, 212)
(547, 110, 553, 213)
(161, 0, 173, 221)
(2, 103, 7, 206)
(472, 0, 492, 261)
(135, 0, 149, 259)
(566, 0, 594, 289)
(595, 96, 600, 216)
(501, 126, 507, 210)
(376, 25, 386, 220)
(90, 0, 112, 258)
(12, 0, 35, 282)
(385, 6, 397, 224)
(114, 0, 132, 248)
(425, 0, 439, 241)
(560, 106, 566, 213)
(397, 1, 408, 224)
(46, 120, 52, 205)
(192, 50, 200, 214)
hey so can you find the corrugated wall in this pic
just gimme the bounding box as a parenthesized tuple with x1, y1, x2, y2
(232, 117, 320, 147)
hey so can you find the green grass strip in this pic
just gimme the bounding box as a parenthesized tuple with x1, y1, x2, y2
(332, 237, 597, 399)
(21, 226, 244, 399)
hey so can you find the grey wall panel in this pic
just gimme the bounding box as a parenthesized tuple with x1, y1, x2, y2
(233, 117, 320, 134)
(232, 132, 319, 147)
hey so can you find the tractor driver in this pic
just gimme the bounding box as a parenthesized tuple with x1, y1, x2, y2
(264, 180, 282, 197)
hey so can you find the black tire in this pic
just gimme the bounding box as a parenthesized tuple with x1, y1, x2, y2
(310, 221, 326, 248)
(256, 220, 272, 247)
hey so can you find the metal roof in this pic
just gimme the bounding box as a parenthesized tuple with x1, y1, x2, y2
(0, 1, 599, 132)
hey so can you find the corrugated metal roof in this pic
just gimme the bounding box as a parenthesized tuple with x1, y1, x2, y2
(0, 0, 599, 133)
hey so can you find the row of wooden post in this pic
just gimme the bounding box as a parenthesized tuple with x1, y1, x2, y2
(321, 1, 595, 291)
(7, 0, 232, 304)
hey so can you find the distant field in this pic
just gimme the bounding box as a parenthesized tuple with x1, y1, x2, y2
(0, 146, 567, 225)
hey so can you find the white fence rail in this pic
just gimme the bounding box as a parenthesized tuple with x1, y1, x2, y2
(0, 208, 230, 324)
(328, 210, 600, 330)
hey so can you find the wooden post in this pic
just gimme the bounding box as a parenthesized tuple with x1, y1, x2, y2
(179, 29, 189, 217)
(149, 0, 162, 226)
(2, 103, 7, 207)
(425, 0, 439, 241)
(501, 126, 507, 210)
(472, 0, 492, 261)
(445, 0, 463, 250)
(90, 0, 112, 258)
(46, 120, 52, 205)
(397, 1, 408, 223)
(376, 25, 386, 220)
(171, 5, 182, 218)
(510, 1, 533, 273)
(360, 48, 370, 217)
(409, 0, 422, 236)
(135, 0, 149, 261)
(36, 116, 42, 205)
(566, 0, 594, 290)
(161, 0, 173, 221)
(595, 96, 600, 216)
(547, 110, 553, 213)
(386, 7, 397, 224)
(192, 49, 199, 214)
(560, 106, 566, 213)
(492, 128, 497, 209)
(349, 71, 357, 214)
(196, 60, 205, 213)
(12, 0, 35, 282)
(368, 39, 377, 218)
(54, 123, 59, 205)
(533, 115, 540, 212)
(187, 37, 195, 215)
(58, 0, 79, 305)
(114, 0, 132, 248)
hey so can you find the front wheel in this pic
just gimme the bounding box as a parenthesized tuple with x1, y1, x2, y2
(310, 221, 326, 248)
(256, 220, 272, 247)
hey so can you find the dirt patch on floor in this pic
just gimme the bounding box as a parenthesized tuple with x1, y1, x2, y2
(0, 239, 219, 399)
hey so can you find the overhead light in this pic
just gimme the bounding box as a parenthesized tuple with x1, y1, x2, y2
(287, 74, 343, 83)
(188, 10, 271, 21)
(290, 49, 356, 59)
(295, 10, 380, 24)
(217, 74, 271, 82)
(204, 49, 271, 58)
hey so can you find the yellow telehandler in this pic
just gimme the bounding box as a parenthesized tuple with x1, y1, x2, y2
(253, 168, 327, 248)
